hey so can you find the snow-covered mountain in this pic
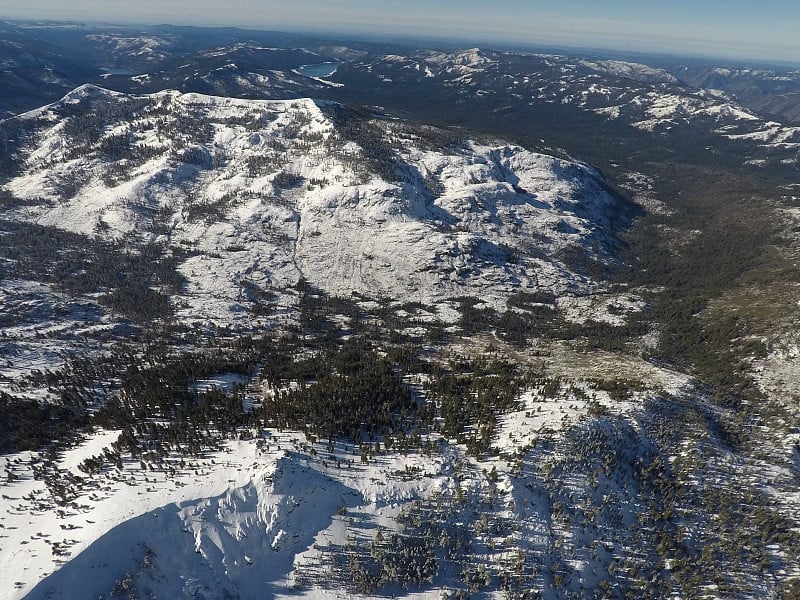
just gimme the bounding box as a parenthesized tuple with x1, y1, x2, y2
(2, 26, 800, 600)
(670, 64, 800, 124)
(334, 48, 800, 166)
(4, 22, 800, 166)
(1, 85, 630, 328)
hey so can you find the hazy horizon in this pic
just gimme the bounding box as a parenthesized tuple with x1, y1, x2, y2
(2, 1, 799, 64)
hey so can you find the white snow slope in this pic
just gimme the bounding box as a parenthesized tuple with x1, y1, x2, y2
(3, 382, 688, 600)
(1, 85, 627, 327)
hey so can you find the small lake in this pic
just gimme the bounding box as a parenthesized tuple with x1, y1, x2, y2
(295, 61, 340, 79)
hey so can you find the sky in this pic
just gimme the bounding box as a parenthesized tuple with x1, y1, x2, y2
(2, 0, 799, 63)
